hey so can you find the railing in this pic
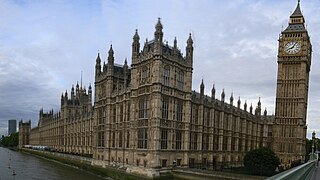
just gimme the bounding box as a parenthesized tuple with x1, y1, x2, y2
(266, 158, 317, 180)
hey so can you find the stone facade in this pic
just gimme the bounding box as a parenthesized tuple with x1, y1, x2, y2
(19, 1, 312, 177)
(273, 1, 312, 168)
(18, 120, 31, 148)
(91, 18, 274, 174)
(27, 83, 94, 156)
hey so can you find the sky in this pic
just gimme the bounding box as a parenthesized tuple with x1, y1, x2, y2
(0, 0, 319, 138)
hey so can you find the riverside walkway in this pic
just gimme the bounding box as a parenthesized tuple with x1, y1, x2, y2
(311, 161, 320, 180)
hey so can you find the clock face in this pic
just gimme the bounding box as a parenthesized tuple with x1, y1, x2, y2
(284, 41, 301, 54)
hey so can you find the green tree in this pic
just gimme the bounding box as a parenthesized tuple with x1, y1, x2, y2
(244, 147, 280, 176)
(0, 132, 19, 147)
(305, 138, 320, 162)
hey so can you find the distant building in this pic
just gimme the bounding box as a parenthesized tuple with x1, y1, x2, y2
(8, 119, 17, 135)
(18, 120, 31, 148)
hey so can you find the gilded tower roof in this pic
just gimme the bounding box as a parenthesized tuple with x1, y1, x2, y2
(283, 0, 306, 32)
(291, 0, 303, 17)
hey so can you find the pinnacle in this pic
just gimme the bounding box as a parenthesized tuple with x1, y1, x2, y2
(291, 0, 303, 17)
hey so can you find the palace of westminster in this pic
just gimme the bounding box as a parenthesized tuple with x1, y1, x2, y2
(18, 1, 312, 176)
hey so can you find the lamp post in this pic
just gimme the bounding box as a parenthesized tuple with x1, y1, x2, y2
(312, 131, 315, 154)
(310, 131, 316, 160)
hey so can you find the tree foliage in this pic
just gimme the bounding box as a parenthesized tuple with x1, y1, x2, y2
(244, 147, 280, 176)
(305, 138, 320, 162)
(0, 132, 19, 147)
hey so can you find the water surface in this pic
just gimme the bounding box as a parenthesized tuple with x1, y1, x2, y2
(0, 147, 105, 180)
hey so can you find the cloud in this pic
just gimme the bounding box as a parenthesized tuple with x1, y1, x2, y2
(0, 0, 319, 139)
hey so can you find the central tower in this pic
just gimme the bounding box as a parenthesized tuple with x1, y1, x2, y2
(273, 0, 312, 167)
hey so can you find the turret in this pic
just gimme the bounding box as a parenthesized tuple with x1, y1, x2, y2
(124, 58, 128, 88)
(186, 33, 193, 65)
(264, 108, 267, 116)
(250, 103, 253, 114)
(64, 90, 68, 100)
(88, 84, 92, 113)
(154, 18, 163, 55)
(143, 38, 148, 53)
(211, 84, 215, 102)
(95, 52, 101, 76)
(132, 29, 140, 63)
(256, 97, 262, 116)
(124, 58, 128, 71)
(103, 61, 106, 72)
(76, 82, 79, 98)
(200, 79, 204, 99)
(61, 93, 64, 105)
(83, 86, 86, 95)
(244, 101, 247, 111)
(108, 44, 114, 65)
(71, 85, 75, 100)
(172, 37, 178, 56)
(230, 93, 234, 106)
(221, 89, 225, 102)
(107, 45, 114, 77)
(237, 97, 241, 109)
(39, 108, 43, 118)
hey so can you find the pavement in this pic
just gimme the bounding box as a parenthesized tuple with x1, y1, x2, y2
(311, 161, 320, 180)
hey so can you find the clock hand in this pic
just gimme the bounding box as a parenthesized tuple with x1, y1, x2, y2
(288, 42, 297, 50)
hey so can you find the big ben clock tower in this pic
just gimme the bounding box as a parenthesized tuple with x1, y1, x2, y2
(274, 0, 312, 167)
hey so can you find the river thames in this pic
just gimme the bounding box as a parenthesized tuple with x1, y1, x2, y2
(0, 147, 105, 180)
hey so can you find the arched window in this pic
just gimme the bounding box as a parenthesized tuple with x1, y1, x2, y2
(163, 66, 170, 86)
(177, 70, 184, 90)
(141, 66, 149, 84)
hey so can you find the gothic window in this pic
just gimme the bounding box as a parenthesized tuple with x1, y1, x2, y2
(160, 128, 168, 149)
(101, 85, 106, 97)
(194, 106, 199, 125)
(112, 132, 115, 147)
(98, 109, 103, 124)
(176, 100, 183, 122)
(223, 136, 227, 150)
(190, 132, 198, 150)
(126, 131, 130, 148)
(161, 159, 167, 167)
(162, 96, 169, 120)
(231, 137, 235, 151)
(127, 102, 131, 121)
(177, 70, 184, 90)
(238, 138, 242, 152)
(113, 106, 116, 123)
(206, 109, 210, 127)
(202, 134, 209, 150)
(120, 104, 123, 122)
(139, 96, 149, 119)
(176, 130, 182, 150)
(141, 66, 149, 84)
(163, 66, 170, 86)
(232, 116, 236, 131)
(97, 108, 105, 147)
(268, 125, 272, 137)
(137, 128, 148, 149)
(119, 131, 123, 148)
(98, 131, 104, 147)
(224, 115, 228, 130)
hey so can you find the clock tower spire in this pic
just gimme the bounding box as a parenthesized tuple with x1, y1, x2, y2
(273, 0, 312, 168)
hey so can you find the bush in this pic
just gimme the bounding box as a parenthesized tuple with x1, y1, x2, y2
(244, 147, 280, 176)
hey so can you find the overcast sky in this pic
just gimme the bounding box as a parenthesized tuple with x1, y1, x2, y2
(0, 0, 319, 138)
